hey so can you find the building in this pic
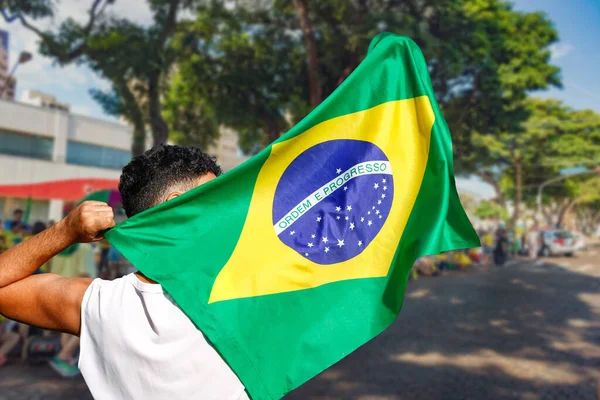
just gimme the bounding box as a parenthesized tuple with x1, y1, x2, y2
(0, 96, 249, 223)
(0, 98, 132, 223)
(21, 90, 70, 112)
(0, 30, 15, 100)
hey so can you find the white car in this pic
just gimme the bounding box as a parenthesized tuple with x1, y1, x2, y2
(539, 230, 576, 257)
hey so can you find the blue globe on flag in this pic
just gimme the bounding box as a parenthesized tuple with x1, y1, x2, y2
(272, 140, 394, 265)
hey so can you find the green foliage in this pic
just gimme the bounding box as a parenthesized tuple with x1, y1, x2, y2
(474, 200, 508, 220)
(168, 0, 561, 151)
(162, 71, 219, 150)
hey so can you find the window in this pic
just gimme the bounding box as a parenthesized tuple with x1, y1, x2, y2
(66, 141, 131, 170)
(0, 130, 53, 160)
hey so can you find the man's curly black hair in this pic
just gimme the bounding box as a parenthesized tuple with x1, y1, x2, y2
(119, 145, 222, 217)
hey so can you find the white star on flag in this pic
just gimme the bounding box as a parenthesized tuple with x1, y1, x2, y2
(308, 242, 314, 247)
(345, 216, 349, 220)
(336, 216, 341, 220)
(360, 217, 365, 222)
(290, 230, 295, 235)
(336, 206, 341, 212)
(336, 168, 342, 174)
(322, 237, 328, 243)
(358, 240, 363, 246)
(324, 247, 330, 253)
(368, 220, 373, 226)
(368, 211, 371, 215)
(383, 186, 387, 191)
(346, 205, 352, 211)
(337, 239, 345, 248)
(350, 222, 355, 230)
(305, 253, 309, 256)
(382, 178, 386, 183)
(311, 234, 316, 239)
(381, 194, 386, 199)
(316, 216, 322, 222)
(343, 186, 348, 191)
(379, 215, 382, 219)
(375, 210, 380, 215)
(372, 206, 375, 209)
(374, 183, 379, 189)
(378, 200, 382, 205)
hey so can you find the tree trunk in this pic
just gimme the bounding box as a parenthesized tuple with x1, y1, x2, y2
(116, 79, 146, 157)
(148, 74, 169, 147)
(131, 122, 146, 157)
(293, 0, 322, 107)
(556, 198, 578, 229)
(512, 158, 522, 226)
(263, 115, 280, 146)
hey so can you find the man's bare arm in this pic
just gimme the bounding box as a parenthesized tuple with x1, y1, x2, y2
(0, 274, 92, 335)
(0, 201, 115, 335)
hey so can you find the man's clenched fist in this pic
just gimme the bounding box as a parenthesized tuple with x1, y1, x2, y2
(61, 201, 116, 243)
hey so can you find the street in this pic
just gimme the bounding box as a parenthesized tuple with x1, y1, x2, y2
(2, 249, 599, 400)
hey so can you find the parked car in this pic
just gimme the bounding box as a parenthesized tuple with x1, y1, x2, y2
(539, 230, 576, 257)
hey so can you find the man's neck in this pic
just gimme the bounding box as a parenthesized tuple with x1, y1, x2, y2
(135, 272, 158, 284)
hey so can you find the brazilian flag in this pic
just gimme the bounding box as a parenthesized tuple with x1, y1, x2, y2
(107, 33, 479, 399)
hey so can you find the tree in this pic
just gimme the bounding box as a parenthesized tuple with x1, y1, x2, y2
(2, 0, 193, 156)
(168, 0, 561, 151)
(166, 2, 306, 148)
(474, 98, 600, 227)
(474, 200, 508, 221)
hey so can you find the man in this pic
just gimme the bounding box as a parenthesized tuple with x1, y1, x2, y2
(4, 208, 27, 232)
(0, 145, 248, 400)
(527, 222, 541, 261)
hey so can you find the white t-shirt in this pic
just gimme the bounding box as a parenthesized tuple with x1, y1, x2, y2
(79, 273, 249, 400)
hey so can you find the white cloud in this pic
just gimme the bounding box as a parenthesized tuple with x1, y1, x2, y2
(549, 42, 574, 60)
(456, 177, 496, 200)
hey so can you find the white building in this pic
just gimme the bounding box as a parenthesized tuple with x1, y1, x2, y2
(0, 96, 249, 223)
(0, 98, 133, 222)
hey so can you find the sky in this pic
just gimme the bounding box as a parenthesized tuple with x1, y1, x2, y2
(1, 0, 599, 199)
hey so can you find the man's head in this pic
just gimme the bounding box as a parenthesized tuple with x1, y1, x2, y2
(13, 209, 23, 222)
(119, 145, 222, 217)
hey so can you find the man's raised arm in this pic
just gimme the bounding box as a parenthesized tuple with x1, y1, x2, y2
(0, 201, 115, 335)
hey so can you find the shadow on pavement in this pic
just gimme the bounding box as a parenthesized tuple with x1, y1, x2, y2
(286, 259, 600, 400)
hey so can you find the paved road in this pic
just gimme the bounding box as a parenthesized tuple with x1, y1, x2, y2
(1, 249, 599, 400)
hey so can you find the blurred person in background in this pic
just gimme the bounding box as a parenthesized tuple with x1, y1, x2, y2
(527, 222, 541, 261)
(0, 319, 20, 367)
(4, 209, 26, 231)
(5, 222, 23, 247)
(481, 229, 494, 267)
(97, 239, 111, 278)
(493, 228, 508, 266)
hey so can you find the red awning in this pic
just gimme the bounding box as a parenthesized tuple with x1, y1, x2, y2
(0, 178, 119, 202)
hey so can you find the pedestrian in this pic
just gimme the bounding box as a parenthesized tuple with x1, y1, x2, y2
(481, 230, 493, 267)
(527, 222, 540, 261)
(493, 228, 508, 266)
(0, 145, 249, 399)
(4, 208, 27, 231)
